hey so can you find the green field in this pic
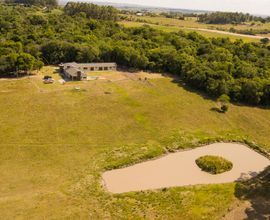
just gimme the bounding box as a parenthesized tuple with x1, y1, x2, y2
(126, 15, 270, 32)
(119, 21, 261, 42)
(119, 14, 270, 42)
(1, 67, 270, 218)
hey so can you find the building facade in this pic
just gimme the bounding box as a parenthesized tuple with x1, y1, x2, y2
(59, 62, 117, 80)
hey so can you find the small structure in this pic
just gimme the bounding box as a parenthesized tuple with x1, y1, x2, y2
(59, 62, 117, 81)
(136, 12, 143, 16)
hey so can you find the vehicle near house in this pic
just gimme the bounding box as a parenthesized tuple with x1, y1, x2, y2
(43, 75, 54, 84)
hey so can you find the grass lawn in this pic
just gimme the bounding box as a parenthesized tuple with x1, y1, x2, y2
(119, 21, 260, 42)
(0, 67, 270, 218)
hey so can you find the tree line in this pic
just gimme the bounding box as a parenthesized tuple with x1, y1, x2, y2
(1, 3, 270, 105)
(199, 12, 270, 24)
(64, 2, 118, 21)
(4, 0, 58, 7)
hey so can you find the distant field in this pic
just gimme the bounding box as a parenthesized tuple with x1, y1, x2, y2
(128, 15, 270, 32)
(119, 14, 270, 42)
(119, 21, 260, 42)
(1, 66, 270, 218)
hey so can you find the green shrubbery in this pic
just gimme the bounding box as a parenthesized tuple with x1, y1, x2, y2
(195, 155, 233, 174)
(64, 2, 118, 21)
(198, 12, 270, 24)
(218, 94, 230, 113)
(4, 0, 58, 7)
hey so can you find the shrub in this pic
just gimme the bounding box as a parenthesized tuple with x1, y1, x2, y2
(260, 38, 270, 45)
(218, 94, 230, 103)
(218, 94, 230, 113)
(195, 155, 233, 174)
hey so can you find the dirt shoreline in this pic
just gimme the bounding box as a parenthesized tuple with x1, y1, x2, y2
(102, 143, 270, 193)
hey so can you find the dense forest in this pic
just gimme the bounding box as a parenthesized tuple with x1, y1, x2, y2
(199, 12, 270, 24)
(4, 0, 57, 7)
(1, 3, 270, 105)
(64, 2, 118, 21)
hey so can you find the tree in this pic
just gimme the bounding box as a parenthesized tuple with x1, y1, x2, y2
(41, 41, 78, 64)
(17, 53, 35, 72)
(76, 45, 100, 63)
(241, 79, 264, 105)
(64, 2, 118, 21)
(217, 94, 230, 113)
(0, 52, 42, 76)
(198, 12, 260, 24)
(260, 38, 270, 45)
(0, 53, 18, 75)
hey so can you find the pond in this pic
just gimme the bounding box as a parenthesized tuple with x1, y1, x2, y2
(102, 143, 270, 193)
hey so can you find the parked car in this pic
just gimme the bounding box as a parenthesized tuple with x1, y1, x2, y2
(43, 76, 54, 84)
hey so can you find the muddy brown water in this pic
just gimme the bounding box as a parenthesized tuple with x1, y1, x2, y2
(102, 143, 270, 193)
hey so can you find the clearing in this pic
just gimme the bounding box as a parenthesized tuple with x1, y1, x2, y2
(0, 66, 270, 219)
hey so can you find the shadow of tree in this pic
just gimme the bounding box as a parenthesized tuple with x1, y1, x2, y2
(236, 171, 260, 181)
(170, 78, 217, 102)
(0, 72, 36, 79)
(170, 78, 270, 110)
(234, 166, 270, 219)
(210, 107, 224, 113)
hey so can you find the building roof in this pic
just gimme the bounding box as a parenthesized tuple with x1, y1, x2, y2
(65, 67, 86, 77)
(77, 63, 117, 67)
(62, 62, 77, 69)
(62, 62, 117, 69)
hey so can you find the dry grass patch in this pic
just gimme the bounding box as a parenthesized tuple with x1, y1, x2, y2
(0, 66, 270, 218)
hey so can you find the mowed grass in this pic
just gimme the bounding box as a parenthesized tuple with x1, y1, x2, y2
(119, 21, 260, 42)
(1, 67, 270, 218)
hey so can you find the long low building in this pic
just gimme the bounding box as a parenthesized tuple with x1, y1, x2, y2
(59, 62, 117, 80)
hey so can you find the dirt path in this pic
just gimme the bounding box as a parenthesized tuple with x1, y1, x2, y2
(186, 27, 270, 40)
(102, 143, 270, 193)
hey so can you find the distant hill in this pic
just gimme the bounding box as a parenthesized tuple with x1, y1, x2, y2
(58, 0, 210, 14)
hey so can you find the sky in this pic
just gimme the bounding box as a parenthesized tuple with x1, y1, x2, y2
(94, 0, 270, 15)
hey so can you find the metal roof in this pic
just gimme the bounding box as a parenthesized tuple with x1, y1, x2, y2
(62, 62, 117, 69)
(65, 67, 86, 77)
(77, 63, 117, 67)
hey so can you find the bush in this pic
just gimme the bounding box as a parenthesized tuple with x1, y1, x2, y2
(195, 155, 233, 174)
(218, 94, 230, 103)
(218, 94, 230, 113)
(260, 38, 270, 45)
